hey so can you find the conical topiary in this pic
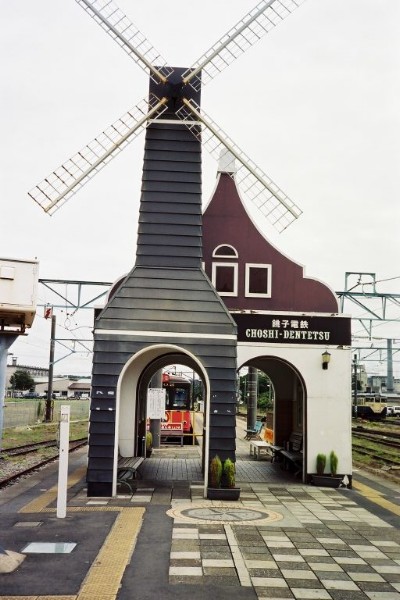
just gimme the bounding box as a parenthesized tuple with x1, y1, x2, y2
(209, 455, 222, 488)
(330, 451, 338, 476)
(223, 458, 236, 488)
(316, 453, 326, 475)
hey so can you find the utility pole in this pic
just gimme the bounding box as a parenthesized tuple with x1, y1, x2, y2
(247, 367, 258, 431)
(149, 370, 162, 449)
(353, 354, 358, 412)
(45, 313, 56, 422)
(386, 339, 394, 393)
(0, 336, 17, 450)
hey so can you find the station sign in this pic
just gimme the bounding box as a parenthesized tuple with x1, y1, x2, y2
(147, 388, 166, 419)
(233, 313, 351, 346)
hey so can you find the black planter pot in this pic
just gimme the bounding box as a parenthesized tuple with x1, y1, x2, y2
(311, 475, 343, 488)
(207, 487, 241, 501)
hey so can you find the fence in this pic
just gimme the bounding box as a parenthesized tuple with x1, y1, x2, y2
(3, 400, 90, 428)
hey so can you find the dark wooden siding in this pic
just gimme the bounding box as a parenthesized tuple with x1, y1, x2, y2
(87, 73, 237, 495)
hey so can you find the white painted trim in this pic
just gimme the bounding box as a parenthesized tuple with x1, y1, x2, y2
(212, 244, 238, 258)
(148, 118, 200, 126)
(211, 262, 238, 297)
(113, 343, 211, 498)
(95, 329, 236, 340)
(245, 263, 272, 298)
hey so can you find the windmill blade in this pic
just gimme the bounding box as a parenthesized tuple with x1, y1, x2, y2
(177, 98, 302, 232)
(182, 0, 306, 91)
(76, 0, 173, 84)
(29, 95, 168, 215)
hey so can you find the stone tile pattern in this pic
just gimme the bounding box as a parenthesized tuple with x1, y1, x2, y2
(169, 484, 400, 599)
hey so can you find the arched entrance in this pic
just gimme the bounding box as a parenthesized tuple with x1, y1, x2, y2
(239, 355, 307, 481)
(113, 344, 210, 496)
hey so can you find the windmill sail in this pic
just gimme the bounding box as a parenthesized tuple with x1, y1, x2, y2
(76, 0, 173, 83)
(177, 98, 302, 232)
(182, 0, 305, 91)
(29, 95, 167, 215)
(30, 0, 305, 226)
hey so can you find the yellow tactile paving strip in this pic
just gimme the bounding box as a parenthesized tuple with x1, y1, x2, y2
(18, 466, 87, 514)
(353, 479, 400, 516)
(1, 467, 145, 600)
(77, 507, 144, 600)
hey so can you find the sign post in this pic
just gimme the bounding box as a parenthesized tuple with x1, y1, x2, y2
(56, 405, 70, 519)
(147, 387, 166, 450)
(147, 388, 166, 419)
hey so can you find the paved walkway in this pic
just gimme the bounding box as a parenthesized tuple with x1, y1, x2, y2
(0, 436, 399, 599)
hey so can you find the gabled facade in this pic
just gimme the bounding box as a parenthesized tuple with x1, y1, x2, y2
(203, 165, 352, 484)
(203, 171, 338, 313)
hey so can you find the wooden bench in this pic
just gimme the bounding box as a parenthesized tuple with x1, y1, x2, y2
(117, 456, 144, 493)
(275, 432, 303, 475)
(161, 426, 184, 446)
(249, 440, 273, 460)
(244, 420, 263, 440)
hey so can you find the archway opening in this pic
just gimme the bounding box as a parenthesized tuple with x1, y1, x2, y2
(238, 355, 306, 480)
(114, 345, 208, 494)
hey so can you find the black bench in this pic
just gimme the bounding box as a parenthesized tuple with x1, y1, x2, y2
(117, 456, 144, 493)
(275, 432, 303, 475)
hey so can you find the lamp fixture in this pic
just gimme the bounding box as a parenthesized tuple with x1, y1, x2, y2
(322, 350, 331, 370)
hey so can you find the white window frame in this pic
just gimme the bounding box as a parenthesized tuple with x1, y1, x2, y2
(212, 262, 238, 297)
(212, 244, 238, 259)
(245, 263, 272, 298)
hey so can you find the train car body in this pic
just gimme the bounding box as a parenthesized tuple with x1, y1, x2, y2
(353, 394, 387, 421)
(161, 373, 193, 437)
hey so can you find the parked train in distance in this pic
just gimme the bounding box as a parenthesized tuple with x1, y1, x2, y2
(353, 394, 388, 421)
(161, 372, 194, 442)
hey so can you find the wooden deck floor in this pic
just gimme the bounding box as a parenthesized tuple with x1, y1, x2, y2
(139, 417, 299, 484)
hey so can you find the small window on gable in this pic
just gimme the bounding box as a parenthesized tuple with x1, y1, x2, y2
(212, 245, 238, 258)
(245, 264, 272, 298)
(212, 263, 238, 297)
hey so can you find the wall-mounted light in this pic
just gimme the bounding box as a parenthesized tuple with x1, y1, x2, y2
(322, 350, 331, 370)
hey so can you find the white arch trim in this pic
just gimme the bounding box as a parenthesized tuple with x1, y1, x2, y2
(112, 343, 211, 497)
(95, 329, 236, 340)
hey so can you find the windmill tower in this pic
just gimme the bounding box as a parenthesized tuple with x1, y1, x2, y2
(29, 0, 305, 497)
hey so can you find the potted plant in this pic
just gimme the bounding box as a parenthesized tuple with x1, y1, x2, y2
(311, 451, 342, 488)
(222, 458, 236, 488)
(145, 431, 153, 458)
(209, 455, 222, 488)
(330, 450, 338, 476)
(207, 456, 240, 500)
(316, 453, 326, 475)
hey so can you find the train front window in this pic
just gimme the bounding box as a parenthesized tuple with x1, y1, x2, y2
(172, 387, 189, 409)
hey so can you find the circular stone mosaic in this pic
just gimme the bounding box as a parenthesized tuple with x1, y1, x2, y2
(167, 502, 284, 525)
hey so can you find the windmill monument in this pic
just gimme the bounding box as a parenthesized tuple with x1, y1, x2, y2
(29, 0, 306, 497)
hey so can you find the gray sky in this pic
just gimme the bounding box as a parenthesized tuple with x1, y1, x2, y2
(1, 0, 399, 377)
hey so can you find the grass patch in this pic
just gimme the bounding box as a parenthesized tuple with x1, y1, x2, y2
(2, 420, 88, 449)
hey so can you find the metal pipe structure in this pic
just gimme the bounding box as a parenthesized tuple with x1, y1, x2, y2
(247, 367, 258, 431)
(45, 314, 56, 422)
(387, 339, 394, 393)
(0, 336, 17, 450)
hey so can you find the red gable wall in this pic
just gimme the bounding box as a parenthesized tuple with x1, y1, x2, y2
(202, 173, 338, 313)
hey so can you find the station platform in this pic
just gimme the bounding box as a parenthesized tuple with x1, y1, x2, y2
(1, 439, 400, 600)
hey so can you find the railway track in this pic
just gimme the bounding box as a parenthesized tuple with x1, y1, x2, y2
(2, 439, 63, 458)
(0, 438, 87, 489)
(352, 426, 400, 477)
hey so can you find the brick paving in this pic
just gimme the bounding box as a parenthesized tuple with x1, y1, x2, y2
(1, 430, 399, 599)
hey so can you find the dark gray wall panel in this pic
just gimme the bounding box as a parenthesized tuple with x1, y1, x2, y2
(87, 89, 237, 495)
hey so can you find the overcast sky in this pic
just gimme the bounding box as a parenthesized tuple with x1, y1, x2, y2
(1, 0, 399, 377)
